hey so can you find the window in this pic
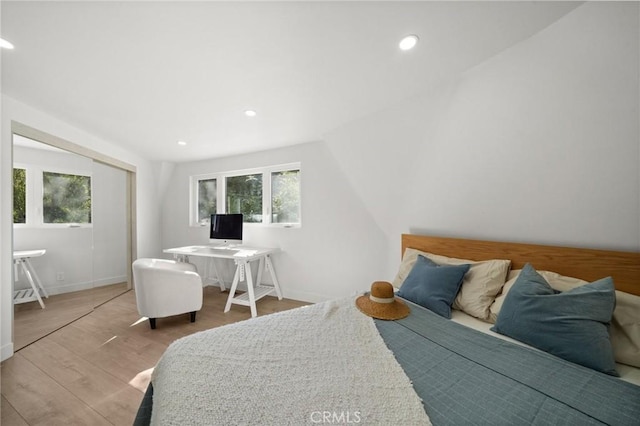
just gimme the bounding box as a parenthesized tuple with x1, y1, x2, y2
(190, 163, 301, 227)
(226, 173, 263, 223)
(271, 169, 300, 224)
(43, 172, 92, 224)
(13, 167, 93, 227)
(197, 178, 217, 225)
(13, 168, 26, 224)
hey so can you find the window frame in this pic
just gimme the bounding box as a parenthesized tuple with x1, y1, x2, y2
(224, 171, 264, 224)
(189, 162, 301, 228)
(269, 168, 301, 227)
(193, 176, 218, 227)
(13, 163, 94, 229)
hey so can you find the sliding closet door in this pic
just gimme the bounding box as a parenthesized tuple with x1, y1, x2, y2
(12, 136, 95, 350)
(10, 122, 136, 353)
(91, 160, 130, 306)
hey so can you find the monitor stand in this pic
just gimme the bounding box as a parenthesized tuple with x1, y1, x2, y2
(208, 240, 242, 249)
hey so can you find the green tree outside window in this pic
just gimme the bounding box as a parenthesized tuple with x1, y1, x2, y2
(43, 172, 92, 223)
(198, 178, 217, 224)
(271, 170, 300, 224)
(226, 174, 262, 223)
(13, 168, 26, 224)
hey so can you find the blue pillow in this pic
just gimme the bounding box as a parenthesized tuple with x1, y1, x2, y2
(397, 255, 470, 318)
(491, 263, 618, 376)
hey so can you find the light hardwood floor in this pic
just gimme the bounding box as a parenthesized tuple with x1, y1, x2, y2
(13, 283, 130, 351)
(1, 287, 308, 425)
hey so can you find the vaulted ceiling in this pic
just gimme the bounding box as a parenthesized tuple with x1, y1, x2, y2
(1, 1, 580, 162)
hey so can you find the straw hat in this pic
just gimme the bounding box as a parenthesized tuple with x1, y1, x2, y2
(356, 281, 410, 320)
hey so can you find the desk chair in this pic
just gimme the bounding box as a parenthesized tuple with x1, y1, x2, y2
(132, 258, 203, 329)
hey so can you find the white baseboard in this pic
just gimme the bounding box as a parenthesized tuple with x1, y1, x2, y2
(278, 289, 327, 304)
(1, 342, 14, 362)
(204, 282, 323, 304)
(17, 275, 129, 297)
(204, 281, 249, 292)
(93, 276, 128, 288)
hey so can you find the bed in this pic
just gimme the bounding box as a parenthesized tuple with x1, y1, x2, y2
(135, 234, 640, 425)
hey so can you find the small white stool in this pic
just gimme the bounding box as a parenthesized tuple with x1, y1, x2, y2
(13, 249, 49, 309)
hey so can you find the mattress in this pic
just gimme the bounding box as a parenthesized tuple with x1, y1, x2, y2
(135, 298, 640, 425)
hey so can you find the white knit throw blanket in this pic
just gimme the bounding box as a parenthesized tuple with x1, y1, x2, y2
(151, 297, 431, 425)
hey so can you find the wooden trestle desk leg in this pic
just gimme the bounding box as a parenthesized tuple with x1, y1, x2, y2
(224, 263, 242, 313)
(244, 260, 257, 318)
(223, 255, 283, 318)
(25, 257, 49, 298)
(207, 258, 226, 291)
(264, 255, 283, 300)
(223, 260, 258, 317)
(17, 259, 46, 309)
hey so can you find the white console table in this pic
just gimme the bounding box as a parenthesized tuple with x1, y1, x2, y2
(163, 245, 283, 318)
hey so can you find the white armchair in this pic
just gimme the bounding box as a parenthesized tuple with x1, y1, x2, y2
(132, 258, 204, 329)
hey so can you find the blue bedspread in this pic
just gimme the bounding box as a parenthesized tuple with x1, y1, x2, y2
(135, 299, 640, 425)
(375, 299, 640, 426)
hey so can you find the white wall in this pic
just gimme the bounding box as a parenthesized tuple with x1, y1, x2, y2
(162, 141, 388, 303)
(324, 2, 640, 280)
(162, 2, 639, 304)
(1, 95, 163, 360)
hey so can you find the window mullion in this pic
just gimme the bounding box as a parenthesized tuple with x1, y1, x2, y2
(263, 172, 271, 224)
(218, 176, 225, 214)
(190, 176, 198, 226)
(33, 167, 43, 226)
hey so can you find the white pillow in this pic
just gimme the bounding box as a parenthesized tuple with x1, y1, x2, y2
(489, 269, 640, 368)
(393, 248, 510, 321)
(611, 291, 640, 368)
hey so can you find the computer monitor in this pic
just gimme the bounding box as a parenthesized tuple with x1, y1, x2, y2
(209, 214, 243, 246)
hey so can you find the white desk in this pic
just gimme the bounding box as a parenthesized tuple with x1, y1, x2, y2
(13, 249, 49, 309)
(163, 245, 283, 318)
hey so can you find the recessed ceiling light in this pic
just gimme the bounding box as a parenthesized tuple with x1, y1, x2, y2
(244, 110, 257, 117)
(399, 35, 419, 51)
(177, 140, 187, 146)
(0, 38, 15, 49)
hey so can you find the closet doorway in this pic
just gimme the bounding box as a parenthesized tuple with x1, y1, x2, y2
(11, 122, 136, 350)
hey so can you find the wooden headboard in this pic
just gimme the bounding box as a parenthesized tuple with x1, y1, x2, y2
(402, 234, 640, 296)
